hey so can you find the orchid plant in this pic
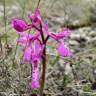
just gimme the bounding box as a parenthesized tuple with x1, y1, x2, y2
(12, 8, 72, 95)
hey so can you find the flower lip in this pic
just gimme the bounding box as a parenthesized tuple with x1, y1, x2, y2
(58, 42, 72, 57)
(31, 60, 40, 89)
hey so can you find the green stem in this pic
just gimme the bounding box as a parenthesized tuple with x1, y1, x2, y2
(4, 0, 7, 45)
(37, 0, 40, 9)
(39, 23, 46, 96)
(40, 47, 46, 96)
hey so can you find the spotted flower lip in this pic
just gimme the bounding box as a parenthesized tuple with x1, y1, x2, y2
(31, 63, 40, 89)
(31, 40, 44, 64)
(31, 40, 44, 89)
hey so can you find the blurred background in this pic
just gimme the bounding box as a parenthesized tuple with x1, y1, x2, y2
(0, 0, 96, 96)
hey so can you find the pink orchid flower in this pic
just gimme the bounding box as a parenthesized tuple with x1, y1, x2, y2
(31, 40, 45, 89)
(28, 9, 42, 30)
(29, 9, 41, 23)
(17, 32, 40, 46)
(12, 8, 72, 90)
(44, 22, 72, 57)
(31, 40, 43, 63)
(44, 22, 71, 41)
(17, 32, 41, 64)
(12, 10, 42, 33)
(12, 10, 43, 89)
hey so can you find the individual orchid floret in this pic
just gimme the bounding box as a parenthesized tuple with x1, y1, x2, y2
(58, 42, 72, 57)
(29, 9, 41, 22)
(31, 40, 43, 89)
(17, 32, 40, 46)
(12, 18, 28, 32)
(44, 22, 72, 57)
(31, 44, 45, 65)
(16, 32, 41, 64)
(28, 9, 42, 30)
(44, 22, 71, 41)
(31, 40, 44, 64)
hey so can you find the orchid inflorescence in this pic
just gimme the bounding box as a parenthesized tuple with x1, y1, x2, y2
(12, 9, 72, 89)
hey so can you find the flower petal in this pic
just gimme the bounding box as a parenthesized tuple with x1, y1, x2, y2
(17, 37, 27, 45)
(56, 28, 71, 40)
(44, 25, 72, 41)
(44, 22, 50, 35)
(17, 32, 40, 46)
(35, 9, 41, 22)
(23, 47, 32, 63)
(58, 43, 72, 57)
(29, 9, 41, 22)
(34, 40, 41, 54)
(12, 18, 28, 32)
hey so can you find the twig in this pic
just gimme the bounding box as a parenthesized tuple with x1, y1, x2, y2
(3, 0, 8, 45)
